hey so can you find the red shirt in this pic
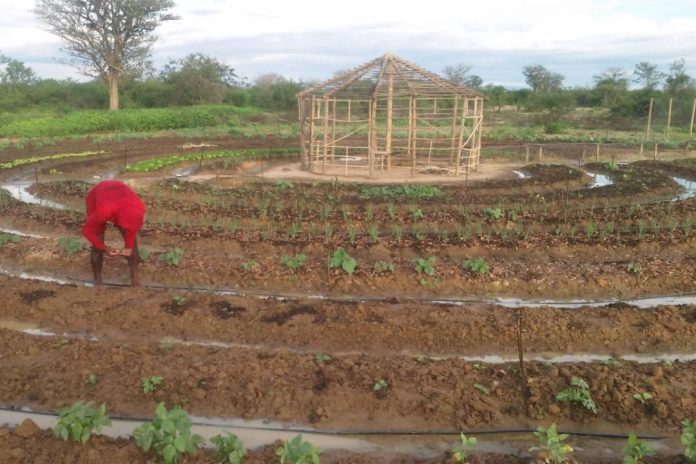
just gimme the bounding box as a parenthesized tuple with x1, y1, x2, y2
(82, 180, 145, 251)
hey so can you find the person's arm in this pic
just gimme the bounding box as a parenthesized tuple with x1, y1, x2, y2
(121, 227, 138, 251)
(82, 212, 108, 251)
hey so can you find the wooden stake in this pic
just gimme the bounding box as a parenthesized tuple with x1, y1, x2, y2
(581, 143, 586, 162)
(538, 146, 543, 162)
(386, 73, 394, 171)
(410, 95, 416, 176)
(654, 143, 658, 160)
(454, 99, 468, 175)
(309, 97, 316, 172)
(368, 97, 376, 178)
(322, 97, 329, 174)
(449, 96, 459, 165)
(525, 145, 530, 163)
(640, 143, 644, 157)
(331, 99, 337, 159)
(646, 97, 653, 140)
(690, 98, 696, 136)
(596, 143, 600, 161)
(666, 97, 673, 139)
(517, 309, 529, 418)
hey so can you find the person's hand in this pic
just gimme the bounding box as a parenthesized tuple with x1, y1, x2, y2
(120, 248, 133, 257)
(106, 248, 120, 257)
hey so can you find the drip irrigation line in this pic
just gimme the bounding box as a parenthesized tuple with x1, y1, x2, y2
(0, 406, 668, 440)
(3, 265, 696, 309)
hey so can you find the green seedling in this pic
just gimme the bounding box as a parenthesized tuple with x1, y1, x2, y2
(452, 433, 478, 463)
(53, 401, 111, 444)
(160, 247, 183, 267)
(142, 376, 164, 394)
(409, 207, 425, 221)
(84, 373, 97, 385)
(414, 257, 436, 276)
(474, 383, 490, 395)
(314, 353, 332, 364)
(627, 262, 640, 274)
(623, 432, 655, 464)
(373, 261, 395, 273)
(415, 355, 430, 365)
(159, 340, 177, 352)
(138, 247, 151, 261)
(682, 419, 696, 462)
(555, 377, 597, 414)
(329, 248, 356, 274)
(58, 236, 83, 255)
(0, 233, 21, 246)
(373, 379, 388, 391)
(211, 432, 247, 464)
(274, 179, 295, 190)
(483, 207, 504, 220)
(281, 254, 306, 270)
(134, 403, 204, 464)
(529, 423, 573, 464)
(172, 296, 187, 307)
(605, 160, 619, 170)
(276, 434, 320, 464)
(462, 258, 489, 275)
(604, 358, 623, 367)
(633, 392, 653, 404)
(241, 260, 259, 271)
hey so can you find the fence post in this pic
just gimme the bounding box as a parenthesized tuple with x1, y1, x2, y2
(538, 146, 543, 162)
(639, 143, 644, 158)
(654, 143, 658, 160)
(525, 145, 530, 163)
(581, 143, 586, 162)
(595, 143, 600, 161)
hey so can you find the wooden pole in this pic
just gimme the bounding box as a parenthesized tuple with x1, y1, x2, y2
(298, 97, 306, 169)
(449, 96, 459, 165)
(331, 99, 337, 159)
(368, 97, 376, 178)
(538, 146, 543, 162)
(666, 97, 673, 139)
(309, 97, 316, 172)
(690, 98, 696, 136)
(525, 144, 530, 163)
(322, 97, 329, 174)
(454, 99, 468, 175)
(639, 143, 644, 157)
(646, 97, 653, 140)
(581, 143, 586, 162)
(654, 143, 658, 160)
(595, 143, 600, 161)
(410, 95, 416, 176)
(385, 73, 394, 171)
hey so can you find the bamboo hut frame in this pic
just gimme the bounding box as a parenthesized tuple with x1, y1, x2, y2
(297, 54, 485, 178)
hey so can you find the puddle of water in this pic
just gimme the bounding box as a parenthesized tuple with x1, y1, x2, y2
(583, 171, 613, 188)
(173, 166, 198, 178)
(1, 183, 68, 210)
(512, 170, 528, 179)
(672, 176, 696, 201)
(0, 227, 45, 239)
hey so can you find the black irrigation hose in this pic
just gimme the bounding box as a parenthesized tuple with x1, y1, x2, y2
(0, 406, 668, 441)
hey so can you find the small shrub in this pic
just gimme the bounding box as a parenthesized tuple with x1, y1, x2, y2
(627, 262, 640, 274)
(0, 233, 21, 246)
(281, 254, 306, 270)
(134, 403, 204, 464)
(483, 207, 503, 220)
(683, 419, 696, 462)
(329, 248, 356, 274)
(556, 377, 597, 414)
(462, 258, 489, 275)
(53, 401, 111, 444)
(276, 434, 320, 464)
(452, 433, 478, 463)
(58, 236, 83, 255)
(606, 160, 620, 171)
(544, 121, 566, 134)
(414, 257, 436, 276)
(142, 376, 164, 394)
(160, 248, 183, 267)
(623, 433, 655, 464)
(529, 423, 573, 463)
(211, 432, 247, 464)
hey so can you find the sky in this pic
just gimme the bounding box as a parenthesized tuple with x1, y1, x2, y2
(1, 0, 695, 89)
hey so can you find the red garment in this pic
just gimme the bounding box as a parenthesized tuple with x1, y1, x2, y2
(82, 180, 145, 251)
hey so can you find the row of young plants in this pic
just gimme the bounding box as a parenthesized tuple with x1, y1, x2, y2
(0, 150, 106, 170)
(124, 147, 299, 172)
(48, 400, 696, 464)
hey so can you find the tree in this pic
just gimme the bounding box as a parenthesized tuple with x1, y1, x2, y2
(592, 67, 628, 107)
(443, 63, 483, 89)
(484, 84, 506, 111)
(633, 61, 664, 91)
(664, 58, 695, 96)
(34, 0, 178, 111)
(254, 73, 288, 87)
(160, 53, 238, 105)
(522, 65, 564, 93)
(0, 54, 37, 86)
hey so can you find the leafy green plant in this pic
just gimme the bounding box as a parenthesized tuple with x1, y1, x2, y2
(627, 262, 640, 274)
(275, 434, 320, 464)
(414, 257, 436, 276)
(623, 433, 655, 464)
(142, 376, 164, 394)
(58, 236, 83, 255)
(373, 379, 388, 391)
(84, 373, 97, 385)
(172, 296, 187, 307)
(211, 432, 247, 464)
(606, 160, 619, 170)
(373, 261, 395, 273)
(0, 233, 21, 246)
(452, 433, 478, 463)
(682, 419, 696, 462)
(275, 179, 295, 190)
(483, 207, 503, 220)
(53, 401, 111, 444)
(409, 207, 425, 221)
(329, 248, 356, 274)
(241, 260, 259, 271)
(462, 258, 489, 275)
(281, 254, 306, 270)
(360, 185, 442, 200)
(139, 247, 151, 261)
(604, 358, 623, 367)
(529, 423, 573, 463)
(555, 377, 597, 414)
(415, 355, 430, 365)
(633, 392, 653, 404)
(474, 383, 490, 395)
(160, 248, 184, 267)
(314, 353, 332, 364)
(134, 403, 204, 464)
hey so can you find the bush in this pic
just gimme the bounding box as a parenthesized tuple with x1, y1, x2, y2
(134, 403, 204, 464)
(544, 121, 566, 134)
(53, 401, 111, 444)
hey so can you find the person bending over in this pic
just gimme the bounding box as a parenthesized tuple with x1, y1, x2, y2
(82, 180, 145, 286)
